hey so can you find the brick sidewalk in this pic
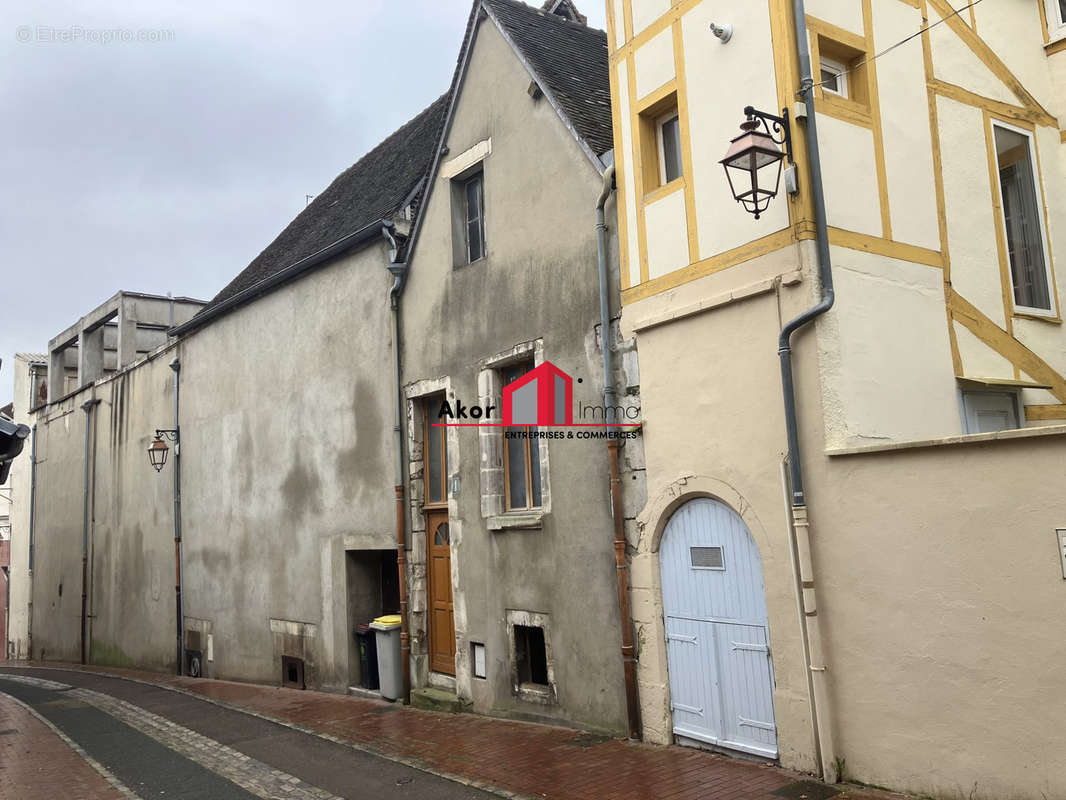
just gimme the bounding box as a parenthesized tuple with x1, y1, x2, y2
(0, 688, 125, 800)
(2, 662, 903, 800)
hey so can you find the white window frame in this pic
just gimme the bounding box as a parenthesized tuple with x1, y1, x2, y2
(990, 119, 1058, 318)
(655, 110, 682, 186)
(820, 56, 848, 98)
(1046, 0, 1066, 40)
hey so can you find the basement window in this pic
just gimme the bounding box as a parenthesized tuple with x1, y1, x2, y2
(281, 656, 306, 689)
(514, 625, 548, 687)
(961, 390, 1020, 434)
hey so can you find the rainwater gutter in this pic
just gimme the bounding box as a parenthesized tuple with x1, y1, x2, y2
(779, 0, 837, 781)
(80, 397, 100, 665)
(383, 222, 412, 705)
(27, 423, 36, 660)
(595, 165, 641, 740)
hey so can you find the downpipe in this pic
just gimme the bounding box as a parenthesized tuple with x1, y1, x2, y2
(170, 357, 184, 676)
(80, 397, 100, 665)
(27, 423, 37, 660)
(384, 223, 412, 704)
(780, 0, 837, 781)
(596, 166, 642, 740)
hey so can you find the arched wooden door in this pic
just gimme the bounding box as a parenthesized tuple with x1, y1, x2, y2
(660, 498, 777, 758)
(427, 512, 455, 675)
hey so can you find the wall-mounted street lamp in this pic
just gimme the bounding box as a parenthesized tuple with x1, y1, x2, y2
(720, 105, 797, 219)
(148, 429, 178, 472)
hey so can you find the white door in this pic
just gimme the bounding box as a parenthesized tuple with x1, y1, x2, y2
(660, 498, 778, 758)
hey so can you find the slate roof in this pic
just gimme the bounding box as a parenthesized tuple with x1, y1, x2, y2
(190, 94, 448, 322)
(483, 0, 613, 157)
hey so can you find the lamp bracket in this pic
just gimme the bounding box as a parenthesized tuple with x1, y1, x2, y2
(155, 429, 179, 442)
(742, 105, 793, 166)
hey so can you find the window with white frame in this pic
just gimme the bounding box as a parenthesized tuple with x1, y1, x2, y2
(1047, 0, 1066, 36)
(820, 56, 848, 98)
(993, 122, 1055, 314)
(961, 390, 1020, 434)
(656, 111, 682, 185)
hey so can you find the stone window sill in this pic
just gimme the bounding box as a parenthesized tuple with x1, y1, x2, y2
(487, 512, 544, 532)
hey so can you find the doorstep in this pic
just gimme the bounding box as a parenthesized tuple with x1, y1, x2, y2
(346, 685, 383, 701)
(410, 686, 463, 713)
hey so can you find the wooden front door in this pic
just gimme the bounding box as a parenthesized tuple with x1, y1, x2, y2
(426, 510, 455, 675)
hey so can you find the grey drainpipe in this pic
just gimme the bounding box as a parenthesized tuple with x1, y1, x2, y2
(27, 423, 36, 660)
(780, 0, 838, 781)
(781, 0, 834, 508)
(595, 166, 642, 739)
(80, 397, 100, 665)
(596, 166, 618, 418)
(170, 357, 184, 675)
(383, 222, 412, 703)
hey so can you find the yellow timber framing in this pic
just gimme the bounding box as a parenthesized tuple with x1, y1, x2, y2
(1026, 403, 1066, 420)
(927, 0, 1057, 122)
(672, 19, 700, 264)
(612, 0, 1066, 413)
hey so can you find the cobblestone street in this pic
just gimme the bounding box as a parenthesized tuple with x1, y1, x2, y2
(0, 664, 906, 800)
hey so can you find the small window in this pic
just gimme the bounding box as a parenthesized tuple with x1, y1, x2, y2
(424, 394, 448, 506)
(994, 123, 1054, 313)
(962, 390, 1020, 434)
(638, 91, 681, 192)
(513, 625, 548, 687)
(452, 169, 486, 266)
(464, 172, 485, 263)
(502, 361, 543, 511)
(691, 546, 725, 570)
(657, 112, 682, 184)
(820, 57, 847, 98)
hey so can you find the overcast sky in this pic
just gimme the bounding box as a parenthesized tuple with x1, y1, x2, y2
(1, 0, 607, 402)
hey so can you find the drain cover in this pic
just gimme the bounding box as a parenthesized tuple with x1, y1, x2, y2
(771, 780, 841, 800)
(0, 729, 17, 736)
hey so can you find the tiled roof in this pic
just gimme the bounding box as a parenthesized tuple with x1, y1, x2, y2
(191, 95, 449, 322)
(483, 0, 613, 157)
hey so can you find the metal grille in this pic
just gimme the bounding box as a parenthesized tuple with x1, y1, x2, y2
(690, 546, 724, 569)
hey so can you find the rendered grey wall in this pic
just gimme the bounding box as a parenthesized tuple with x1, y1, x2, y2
(177, 243, 397, 691)
(401, 16, 632, 734)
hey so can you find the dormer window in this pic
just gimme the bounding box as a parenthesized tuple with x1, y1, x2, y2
(543, 0, 585, 25)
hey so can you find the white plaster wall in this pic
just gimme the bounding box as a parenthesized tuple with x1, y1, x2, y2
(633, 27, 674, 99)
(937, 96, 1008, 328)
(804, 0, 864, 36)
(612, 0, 626, 49)
(954, 323, 1015, 380)
(818, 116, 882, 237)
(875, 0, 940, 251)
(630, 0, 671, 36)
(819, 248, 961, 447)
(681, 0, 789, 261)
(972, 0, 1056, 113)
(1044, 50, 1066, 122)
(616, 60, 641, 288)
(929, 4, 1018, 106)
(644, 189, 689, 279)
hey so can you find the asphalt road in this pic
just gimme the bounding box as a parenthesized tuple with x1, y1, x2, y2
(0, 667, 495, 800)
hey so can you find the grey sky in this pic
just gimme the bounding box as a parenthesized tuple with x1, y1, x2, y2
(1, 0, 607, 403)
